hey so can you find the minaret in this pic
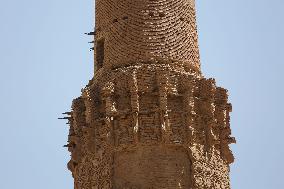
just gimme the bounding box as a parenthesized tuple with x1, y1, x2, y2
(65, 0, 235, 188)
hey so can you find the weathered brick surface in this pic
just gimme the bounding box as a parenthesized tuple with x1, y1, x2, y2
(65, 0, 235, 188)
(94, 0, 200, 71)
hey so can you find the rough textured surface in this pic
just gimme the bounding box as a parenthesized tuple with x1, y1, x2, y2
(114, 146, 191, 189)
(94, 0, 200, 71)
(64, 0, 235, 189)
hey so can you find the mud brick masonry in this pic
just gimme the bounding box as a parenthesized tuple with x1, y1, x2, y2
(63, 0, 236, 188)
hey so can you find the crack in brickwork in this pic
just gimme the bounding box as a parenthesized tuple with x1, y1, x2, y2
(65, 0, 235, 188)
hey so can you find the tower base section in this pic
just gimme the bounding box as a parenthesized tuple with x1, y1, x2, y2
(66, 61, 235, 189)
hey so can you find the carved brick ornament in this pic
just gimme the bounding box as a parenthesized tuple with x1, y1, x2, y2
(64, 0, 235, 188)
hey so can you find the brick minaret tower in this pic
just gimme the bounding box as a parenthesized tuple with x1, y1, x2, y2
(65, 0, 235, 188)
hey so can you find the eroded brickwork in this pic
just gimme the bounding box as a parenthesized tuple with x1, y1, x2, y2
(65, 0, 235, 188)
(94, 0, 200, 71)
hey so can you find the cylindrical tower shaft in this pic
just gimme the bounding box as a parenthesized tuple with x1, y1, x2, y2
(94, 0, 200, 70)
(66, 0, 235, 188)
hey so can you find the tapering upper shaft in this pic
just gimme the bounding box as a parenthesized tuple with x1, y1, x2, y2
(94, 0, 200, 71)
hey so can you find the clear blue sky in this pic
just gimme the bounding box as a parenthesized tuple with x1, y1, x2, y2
(0, 0, 283, 188)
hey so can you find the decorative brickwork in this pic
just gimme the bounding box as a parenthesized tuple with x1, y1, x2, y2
(64, 0, 235, 189)
(94, 0, 200, 71)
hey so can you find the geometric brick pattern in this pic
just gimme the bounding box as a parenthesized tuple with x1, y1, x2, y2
(94, 0, 200, 71)
(65, 0, 235, 188)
